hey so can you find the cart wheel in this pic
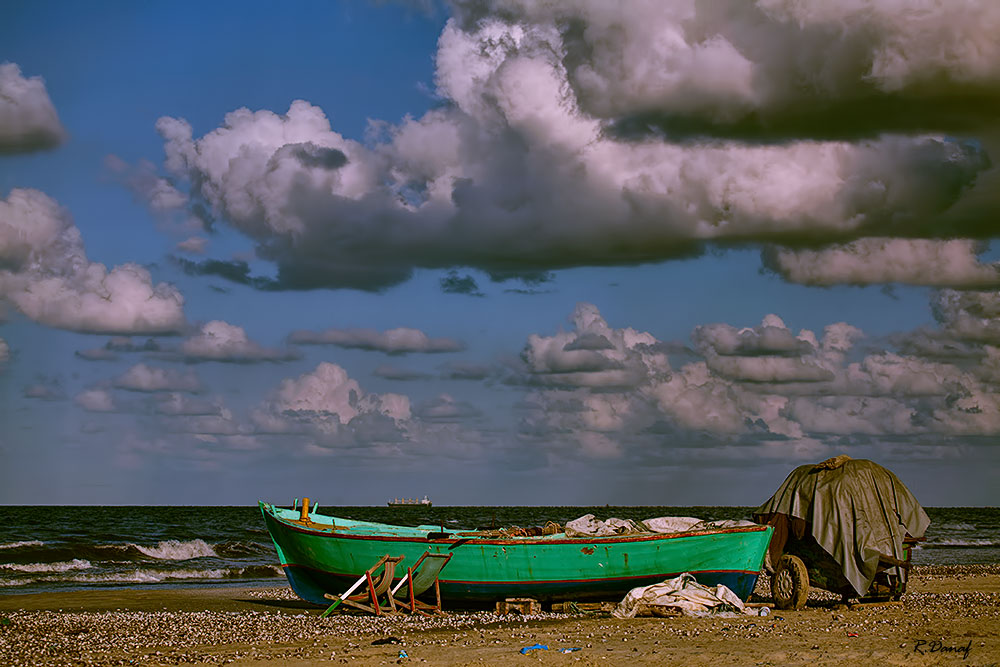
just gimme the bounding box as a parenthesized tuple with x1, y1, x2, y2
(772, 554, 809, 610)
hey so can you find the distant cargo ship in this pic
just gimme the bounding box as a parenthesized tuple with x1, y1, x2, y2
(387, 495, 432, 507)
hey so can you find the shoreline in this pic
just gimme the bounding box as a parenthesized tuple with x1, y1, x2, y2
(1, 565, 998, 666)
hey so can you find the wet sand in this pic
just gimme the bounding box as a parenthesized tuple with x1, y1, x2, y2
(1, 565, 997, 666)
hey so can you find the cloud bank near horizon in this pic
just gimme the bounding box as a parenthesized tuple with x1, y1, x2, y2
(514, 302, 1000, 463)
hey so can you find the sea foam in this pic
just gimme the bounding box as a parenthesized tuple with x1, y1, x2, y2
(0, 540, 44, 550)
(0, 559, 92, 573)
(925, 538, 996, 548)
(69, 568, 240, 584)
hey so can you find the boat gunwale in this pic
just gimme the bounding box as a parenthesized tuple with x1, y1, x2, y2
(263, 508, 771, 546)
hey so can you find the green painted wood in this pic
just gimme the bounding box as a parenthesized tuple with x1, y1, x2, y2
(260, 502, 772, 604)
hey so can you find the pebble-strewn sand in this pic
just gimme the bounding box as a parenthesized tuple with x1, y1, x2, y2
(1, 565, 997, 666)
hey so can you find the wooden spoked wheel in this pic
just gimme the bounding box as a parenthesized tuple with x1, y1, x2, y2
(772, 554, 809, 610)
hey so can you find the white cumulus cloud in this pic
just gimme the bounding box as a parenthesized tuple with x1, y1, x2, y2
(0, 189, 186, 334)
(253, 362, 411, 438)
(180, 320, 298, 363)
(0, 63, 65, 153)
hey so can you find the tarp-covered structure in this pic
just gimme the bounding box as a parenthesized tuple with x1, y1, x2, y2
(754, 455, 930, 597)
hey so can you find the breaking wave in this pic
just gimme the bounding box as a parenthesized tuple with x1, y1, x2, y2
(131, 539, 218, 560)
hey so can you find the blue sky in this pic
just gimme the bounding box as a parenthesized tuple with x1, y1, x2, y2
(2, 0, 999, 506)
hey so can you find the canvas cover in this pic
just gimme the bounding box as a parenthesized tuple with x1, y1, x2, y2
(754, 456, 930, 596)
(563, 515, 757, 537)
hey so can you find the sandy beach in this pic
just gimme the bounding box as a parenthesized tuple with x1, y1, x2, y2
(1, 565, 997, 666)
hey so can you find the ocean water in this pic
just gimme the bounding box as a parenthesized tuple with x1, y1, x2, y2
(0, 505, 996, 596)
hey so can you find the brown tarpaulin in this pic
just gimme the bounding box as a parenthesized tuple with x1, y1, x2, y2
(754, 456, 930, 596)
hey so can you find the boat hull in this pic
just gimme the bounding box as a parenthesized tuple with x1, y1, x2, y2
(260, 502, 772, 606)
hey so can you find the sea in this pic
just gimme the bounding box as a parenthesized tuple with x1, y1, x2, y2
(1, 505, 997, 597)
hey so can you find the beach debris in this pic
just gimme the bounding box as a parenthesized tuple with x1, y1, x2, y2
(559, 647, 582, 653)
(519, 643, 549, 654)
(551, 601, 617, 614)
(372, 636, 402, 645)
(398, 649, 408, 659)
(613, 573, 765, 618)
(496, 598, 541, 615)
(847, 631, 859, 637)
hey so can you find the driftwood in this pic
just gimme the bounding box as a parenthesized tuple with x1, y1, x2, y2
(551, 601, 617, 613)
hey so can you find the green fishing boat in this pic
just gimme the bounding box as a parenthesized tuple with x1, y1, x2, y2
(260, 501, 773, 606)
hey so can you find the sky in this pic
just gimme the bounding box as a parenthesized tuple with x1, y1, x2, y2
(2, 0, 999, 507)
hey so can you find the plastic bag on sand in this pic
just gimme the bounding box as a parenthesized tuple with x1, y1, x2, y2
(613, 573, 764, 618)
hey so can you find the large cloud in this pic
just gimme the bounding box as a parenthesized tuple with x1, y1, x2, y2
(0, 63, 65, 153)
(150, 2, 994, 292)
(288, 326, 464, 354)
(0, 189, 186, 334)
(448, 1, 1000, 141)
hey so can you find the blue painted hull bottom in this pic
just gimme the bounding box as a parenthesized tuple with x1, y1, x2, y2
(282, 562, 760, 607)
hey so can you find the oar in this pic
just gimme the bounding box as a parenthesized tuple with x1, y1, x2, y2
(391, 571, 411, 596)
(447, 538, 471, 550)
(320, 573, 367, 618)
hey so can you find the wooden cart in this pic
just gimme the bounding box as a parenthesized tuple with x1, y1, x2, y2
(759, 512, 923, 610)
